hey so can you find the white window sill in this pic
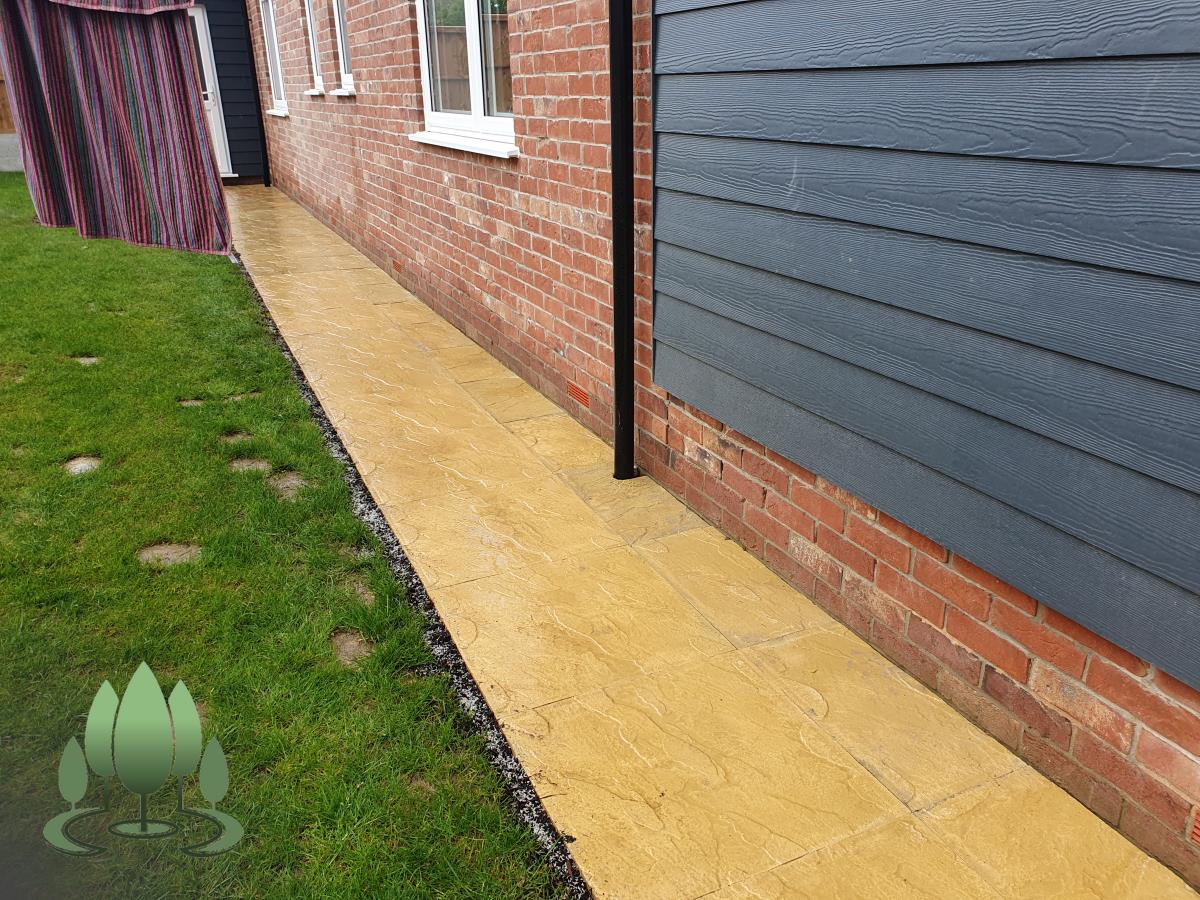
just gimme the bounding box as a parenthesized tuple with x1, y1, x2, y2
(410, 130, 519, 159)
(330, 87, 356, 97)
(304, 87, 325, 96)
(266, 108, 289, 118)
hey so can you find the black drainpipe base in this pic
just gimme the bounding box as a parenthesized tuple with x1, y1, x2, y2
(610, 0, 639, 481)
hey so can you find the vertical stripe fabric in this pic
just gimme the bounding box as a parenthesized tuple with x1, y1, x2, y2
(0, 0, 229, 254)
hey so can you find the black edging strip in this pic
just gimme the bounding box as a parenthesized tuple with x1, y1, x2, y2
(231, 251, 592, 900)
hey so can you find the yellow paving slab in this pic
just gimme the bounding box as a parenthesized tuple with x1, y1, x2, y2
(435, 546, 733, 717)
(507, 413, 612, 472)
(637, 526, 837, 647)
(463, 374, 564, 422)
(503, 652, 907, 900)
(710, 816, 1002, 899)
(228, 186, 1196, 900)
(748, 627, 1019, 810)
(921, 768, 1192, 899)
(563, 463, 704, 544)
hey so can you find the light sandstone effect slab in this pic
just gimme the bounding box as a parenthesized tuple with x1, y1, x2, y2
(435, 545, 732, 716)
(638, 526, 838, 647)
(228, 185, 1194, 900)
(748, 626, 1018, 809)
(563, 463, 704, 544)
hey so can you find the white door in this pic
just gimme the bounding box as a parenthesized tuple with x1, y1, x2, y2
(188, 6, 234, 176)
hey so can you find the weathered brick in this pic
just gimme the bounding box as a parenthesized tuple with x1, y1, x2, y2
(1042, 606, 1150, 676)
(984, 665, 1072, 749)
(946, 609, 1030, 683)
(722, 463, 766, 507)
(847, 515, 911, 572)
(871, 621, 940, 690)
(876, 563, 945, 627)
(842, 571, 906, 633)
(1029, 662, 1134, 753)
(1087, 659, 1200, 758)
(1156, 669, 1200, 716)
(787, 532, 843, 590)
(907, 615, 982, 685)
(1075, 729, 1192, 832)
(950, 554, 1038, 614)
(913, 554, 991, 620)
(877, 511, 948, 562)
(990, 600, 1087, 679)
(790, 481, 846, 533)
(1136, 731, 1200, 803)
(937, 669, 1022, 751)
(816, 526, 875, 580)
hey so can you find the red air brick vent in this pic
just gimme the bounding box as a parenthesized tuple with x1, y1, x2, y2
(1191, 811, 1200, 847)
(567, 382, 590, 408)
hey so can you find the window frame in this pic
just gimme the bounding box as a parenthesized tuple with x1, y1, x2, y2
(411, 0, 517, 156)
(302, 0, 325, 94)
(330, 0, 355, 93)
(259, 0, 288, 115)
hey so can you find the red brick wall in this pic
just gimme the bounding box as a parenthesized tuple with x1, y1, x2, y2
(245, 0, 1199, 886)
(247, 0, 620, 441)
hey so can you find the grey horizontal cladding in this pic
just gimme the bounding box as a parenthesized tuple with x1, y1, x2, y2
(655, 58, 1200, 168)
(655, 190, 1200, 391)
(653, 342, 1200, 688)
(654, 243, 1200, 495)
(657, 0, 1200, 74)
(656, 134, 1200, 283)
(655, 294, 1200, 595)
(656, 0, 746, 14)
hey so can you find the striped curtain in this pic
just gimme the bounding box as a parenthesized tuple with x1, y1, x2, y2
(0, 0, 229, 253)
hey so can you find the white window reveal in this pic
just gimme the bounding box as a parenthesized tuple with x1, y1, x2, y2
(330, 0, 355, 94)
(412, 0, 516, 158)
(302, 0, 325, 94)
(259, 0, 288, 115)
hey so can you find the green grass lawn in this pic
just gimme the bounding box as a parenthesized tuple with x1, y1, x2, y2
(0, 173, 562, 898)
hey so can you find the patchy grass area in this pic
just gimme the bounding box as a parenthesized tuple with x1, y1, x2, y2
(0, 174, 560, 898)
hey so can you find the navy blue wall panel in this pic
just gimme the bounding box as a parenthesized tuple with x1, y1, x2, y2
(651, 0, 1200, 686)
(203, 0, 264, 179)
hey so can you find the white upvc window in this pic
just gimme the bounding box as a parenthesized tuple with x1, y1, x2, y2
(330, 0, 355, 94)
(259, 0, 288, 115)
(302, 0, 325, 94)
(412, 0, 517, 157)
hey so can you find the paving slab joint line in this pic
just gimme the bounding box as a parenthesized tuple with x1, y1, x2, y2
(230, 250, 593, 900)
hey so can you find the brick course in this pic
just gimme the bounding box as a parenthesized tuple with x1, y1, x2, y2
(244, 0, 1200, 885)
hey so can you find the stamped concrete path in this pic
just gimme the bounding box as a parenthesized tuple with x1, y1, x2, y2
(227, 186, 1193, 899)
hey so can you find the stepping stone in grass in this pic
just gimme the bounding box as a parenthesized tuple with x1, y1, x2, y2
(268, 471, 305, 501)
(137, 543, 201, 566)
(330, 628, 374, 668)
(227, 390, 262, 402)
(73, 356, 101, 366)
(63, 456, 101, 475)
(179, 398, 205, 408)
(229, 458, 271, 473)
(221, 431, 253, 444)
(346, 575, 375, 607)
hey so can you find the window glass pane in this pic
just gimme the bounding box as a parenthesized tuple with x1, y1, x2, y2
(423, 0, 470, 114)
(479, 0, 512, 116)
(188, 17, 209, 98)
(333, 0, 352, 76)
(303, 0, 322, 86)
(260, 0, 285, 106)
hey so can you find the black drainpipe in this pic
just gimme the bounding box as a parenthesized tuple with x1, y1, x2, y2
(609, 0, 638, 480)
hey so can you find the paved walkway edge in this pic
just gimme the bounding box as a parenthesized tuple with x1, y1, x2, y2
(232, 252, 593, 899)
